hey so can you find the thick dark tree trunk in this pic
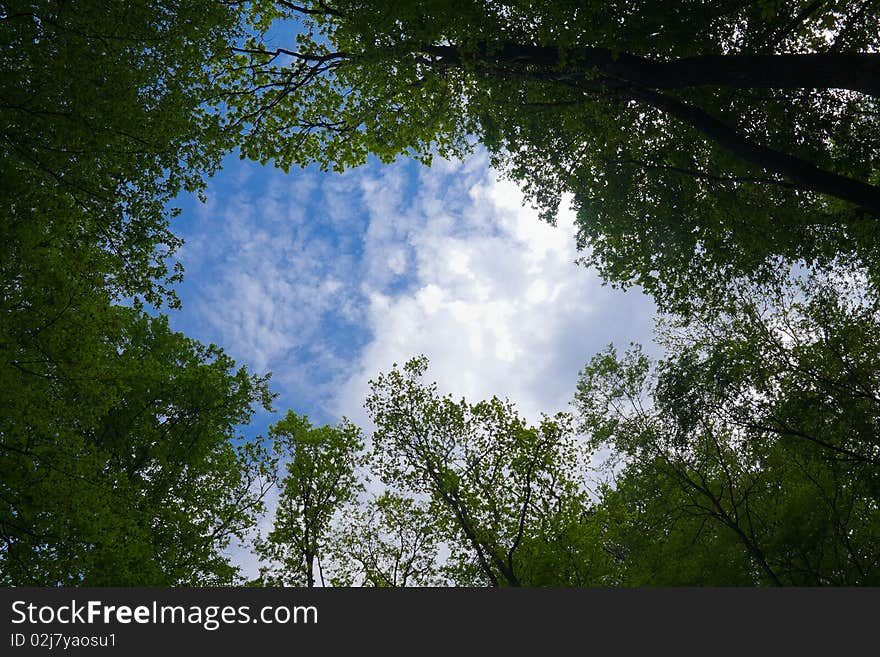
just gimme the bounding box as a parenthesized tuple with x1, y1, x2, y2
(427, 44, 880, 97)
(638, 52, 880, 97)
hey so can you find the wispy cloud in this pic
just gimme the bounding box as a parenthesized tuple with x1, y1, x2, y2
(172, 162, 370, 422)
(334, 154, 657, 426)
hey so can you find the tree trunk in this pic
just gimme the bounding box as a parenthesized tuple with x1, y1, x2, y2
(640, 52, 880, 97)
(431, 43, 880, 98)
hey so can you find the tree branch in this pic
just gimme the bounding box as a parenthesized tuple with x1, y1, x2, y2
(627, 86, 880, 213)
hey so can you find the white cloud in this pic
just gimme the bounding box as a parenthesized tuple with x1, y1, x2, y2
(173, 164, 369, 417)
(332, 154, 657, 427)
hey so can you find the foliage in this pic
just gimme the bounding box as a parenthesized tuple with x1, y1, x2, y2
(328, 492, 444, 587)
(7, 2, 880, 588)
(1, 0, 245, 307)
(0, 1, 278, 586)
(365, 356, 611, 586)
(575, 268, 880, 584)
(253, 412, 366, 587)
(0, 305, 275, 585)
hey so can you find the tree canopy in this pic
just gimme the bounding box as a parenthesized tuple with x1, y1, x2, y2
(364, 356, 610, 586)
(1, 0, 246, 307)
(1, 306, 274, 585)
(327, 491, 444, 587)
(1, 1, 274, 585)
(575, 266, 880, 584)
(253, 412, 366, 587)
(252, 358, 615, 587)
(223, 0, 880, 308)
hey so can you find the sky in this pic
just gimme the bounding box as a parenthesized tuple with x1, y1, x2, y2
(167, 148, 658, 576)
(170, 149, 658, 430)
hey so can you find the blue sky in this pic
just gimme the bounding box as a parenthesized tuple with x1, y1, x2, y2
(167, 148, 658, 576)
(169, 149, 658, 436)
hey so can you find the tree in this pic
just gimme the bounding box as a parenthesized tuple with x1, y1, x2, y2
(1, 0, 248, 308)
(327, 492, 444, 587)
(1, 2, 276, 586)
(0, 307, 275, 585)
(574, 267, 880, 584)
(222, 1, 880, 309)
(253, 412, 366, 587)
(365, 356, 610, 586)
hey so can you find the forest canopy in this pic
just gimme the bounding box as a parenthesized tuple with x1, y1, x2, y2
(1, 1, 273, 585)
(2, 1, 879, 586)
